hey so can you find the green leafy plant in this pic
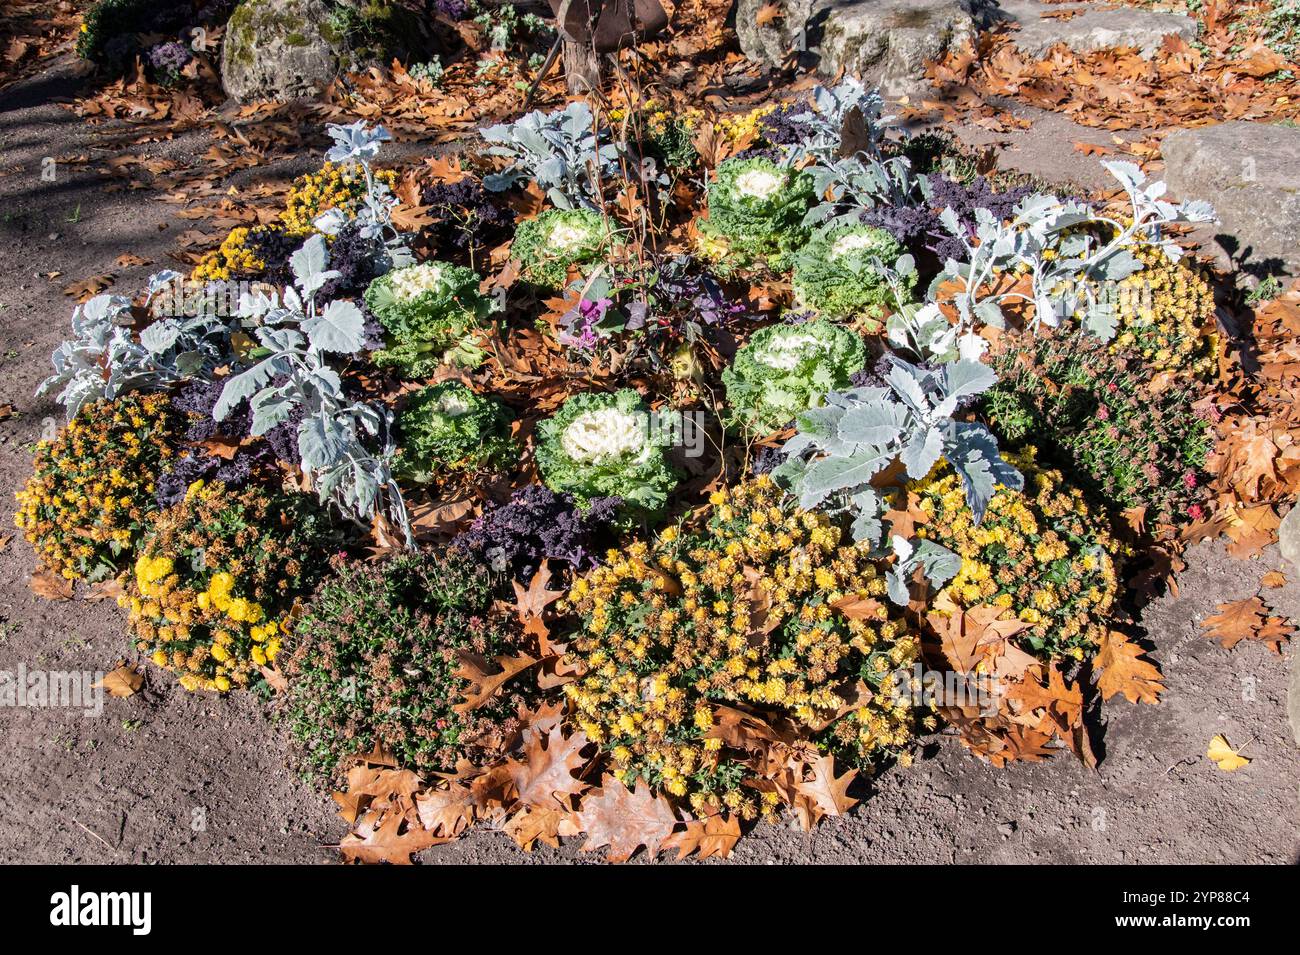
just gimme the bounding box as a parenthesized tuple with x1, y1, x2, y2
(697, 157, 815, 270)
(722, 319, 866, 437)
(395, 381, 516, 483)
(216, 234, 412, 543)
(983, 330, 1212, 526)
(535, 389, 679, 515)
(283, 548, 529, 781)
(936, 162, 1215, 341)
(364, 260, 493, 377)
(791, 224, 913, 322)
(480, 101, 620, 210)
(510, 208, 613, 290)
(39, 280, 235, 418)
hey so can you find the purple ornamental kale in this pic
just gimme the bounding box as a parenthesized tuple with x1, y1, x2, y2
(652, 257, 747, 327)
(457, 484, 621, 581)
(316, 221, 385, 300)
(750, 445, 788, 477)
(243, 224, 299, 286)
(419, 179, 513, 262)
(154, 444, 280, 509)
(757, 105, 808, 148)
(558, 298, 611, 350)
(171, 377, 302, 466)
(434, 0, 471, 20)
(862, 175, 1035, 265)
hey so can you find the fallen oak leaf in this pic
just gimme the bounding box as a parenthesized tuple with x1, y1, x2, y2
(339, 809, 449, 864)
(927, 602, 1032, 675)
(576, 775, 679, 863)
(503, 803, 572, 851)
(414, 781, 476, 837)
(29, 569, 73, 601)
(94, 664, 143, 698)
(1251, 615, 1293, 655)
(1092, 630, 1164, 705)
(1200, 597, 1289, 652)
(511, 561, 564, 644)
(259, 664, 289, 693)
(63, 274, 114, 302)
(452, 650, 539, 714)
(660, 812, 741, 860)
(506, 724, 589, 808)
(1261, 570, 1287, 589)
(794, 754, 858, 820)
(1223, 505, 1280, 558)
(84, 576, 126, 601)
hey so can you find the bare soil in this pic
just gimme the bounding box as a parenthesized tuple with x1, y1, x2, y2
(0, 59, 1295, 866)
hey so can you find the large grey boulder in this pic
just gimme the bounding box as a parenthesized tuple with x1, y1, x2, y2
(1162, 122, 1300, 276)
(221, 0, 432, 104)
(996, 0, 1196, 60)
(735, 0, 994, 96)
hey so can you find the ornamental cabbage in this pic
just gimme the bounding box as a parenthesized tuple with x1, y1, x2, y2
(722, 319, 866, 436)
(698, 156, 815, 269)
(510, 208, 612, 290)
(792, 224, 913, 321)
(535, 389, 679, 515)
(394, 381, 516, 483)
(364, 260, 492, 378)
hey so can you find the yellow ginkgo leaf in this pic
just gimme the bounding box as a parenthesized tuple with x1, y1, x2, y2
(1207, 734, 1251, 772)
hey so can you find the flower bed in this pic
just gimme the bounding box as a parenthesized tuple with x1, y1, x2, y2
(15, 77, 1257, 863)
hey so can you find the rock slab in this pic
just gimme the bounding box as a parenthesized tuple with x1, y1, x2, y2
(735, 0, 994, 95)
(996, 0, 1196, 59)
(1162, 122, 1300, 276)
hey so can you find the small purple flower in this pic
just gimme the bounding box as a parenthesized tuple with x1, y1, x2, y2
(559, 297, 613, 350)
(146, 41, 192, 78)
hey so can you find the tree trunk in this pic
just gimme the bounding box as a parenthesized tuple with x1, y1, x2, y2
(562, 38, 601, 94)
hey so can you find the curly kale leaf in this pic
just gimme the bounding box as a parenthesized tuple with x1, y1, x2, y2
(722, 319, 867, 437)
(535, 389, 679, 516)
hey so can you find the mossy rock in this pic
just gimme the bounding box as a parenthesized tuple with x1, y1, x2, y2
(221, 0, 434, 103)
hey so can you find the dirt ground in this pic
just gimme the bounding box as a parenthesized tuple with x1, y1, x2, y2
(0, 58, 1295, 866)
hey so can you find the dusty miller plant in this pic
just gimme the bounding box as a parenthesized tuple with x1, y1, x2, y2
(39, 271, 234, 417)
(480, 101, 619, 210)
(215, 235, 412, 545)
(935, 160, 1216, 339)
(775, 349, 1018, 604)
(313, 121, 414, 270)
(780, 79, 929, 230)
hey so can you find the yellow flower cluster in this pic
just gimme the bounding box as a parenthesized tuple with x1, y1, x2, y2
(1110, 243, 1215, 376)
(1061, 242, 1215, 377)
(915, 454, 1120, 661)
(563, 475, 928, 819)
(280, 162, 398, 237)
(123, 480, 323, 692)
(192, 227, 266, 282)
(14, 394, 178, 581)
(715, 104, 776, 145)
